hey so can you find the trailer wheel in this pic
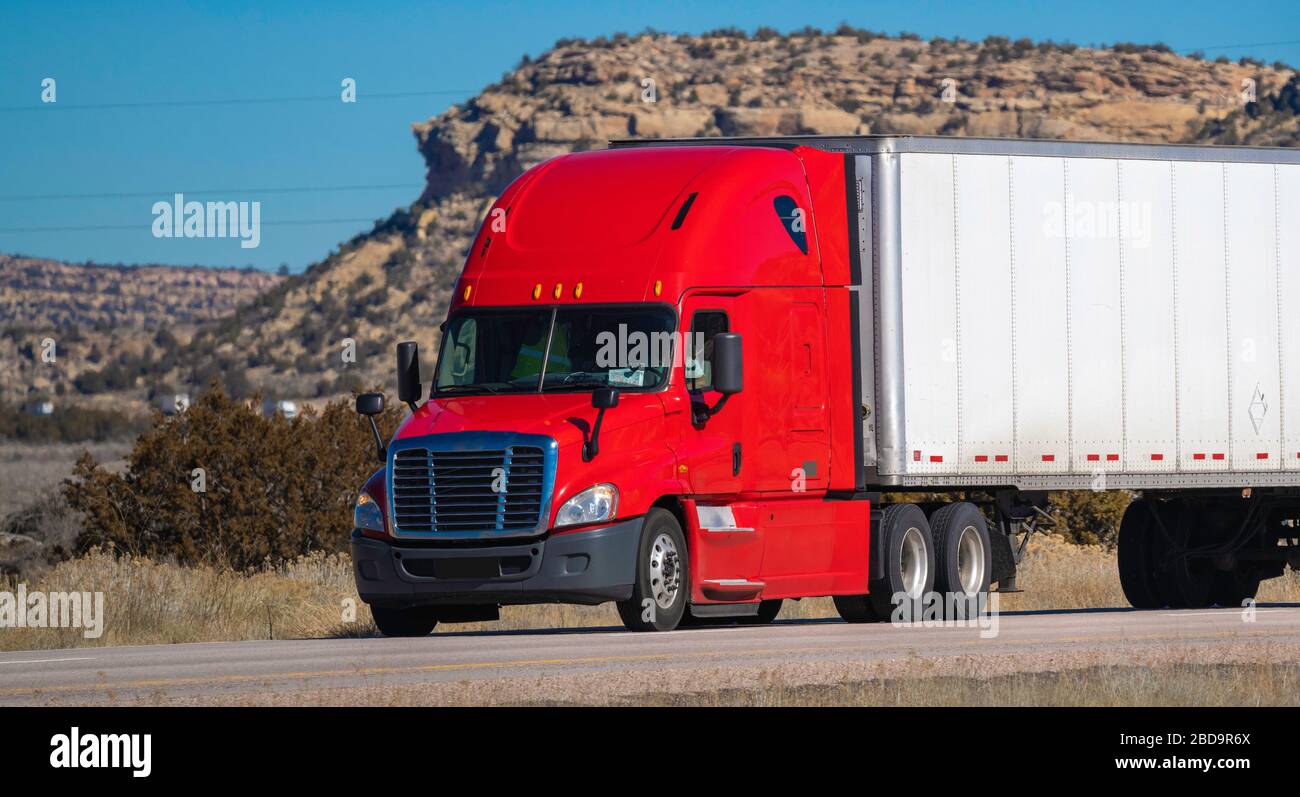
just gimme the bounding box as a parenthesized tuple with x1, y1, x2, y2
(616, 508, 688, 632)
(1209, 566, 1261, 607)
(930, 502, 991, 616)
(1153, 500, 1214, 609)
(371, 606, 439, 637)
(834, 504, 934, 623)
(1118, 500, 1162, 609)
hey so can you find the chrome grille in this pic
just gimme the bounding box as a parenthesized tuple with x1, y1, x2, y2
(391, 446, 545, 534)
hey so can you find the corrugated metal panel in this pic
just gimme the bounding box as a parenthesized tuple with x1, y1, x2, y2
(898, 153, 958, 474)
(882, 148, 1300, 488)
(1280, 166, 1300, 469)
(1118, 160, 1178, 473)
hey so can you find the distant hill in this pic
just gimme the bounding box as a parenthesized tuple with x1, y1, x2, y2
(0, 256, 280, 408)
(7, 27, 1300, 414)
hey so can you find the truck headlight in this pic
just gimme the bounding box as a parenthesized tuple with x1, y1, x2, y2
(555, 484, 618, 528)
(354, 491, 386, 534)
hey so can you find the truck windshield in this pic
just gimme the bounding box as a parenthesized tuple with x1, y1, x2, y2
(434, 305, 677, 395)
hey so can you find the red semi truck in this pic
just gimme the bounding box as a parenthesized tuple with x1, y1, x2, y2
(351, 135, 1300, 636)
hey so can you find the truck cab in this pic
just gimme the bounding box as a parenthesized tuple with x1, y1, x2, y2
(350, 143, 876, 635)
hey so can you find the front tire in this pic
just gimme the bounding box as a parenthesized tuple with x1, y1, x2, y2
(371, 606, 439, 637)
(617, 508, 688, 631)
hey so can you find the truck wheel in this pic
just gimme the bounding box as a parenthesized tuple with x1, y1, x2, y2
(834, 504, 934, 623)
(616, 508, 688, 632)
(1153, 500, 1214, 609)
(371, 606, 439, 637)
(738, 599, 784, 625)
(1209, 566, 1261, 607)
(930, 502, 991, 617)
(1118, 500, 1162, 608)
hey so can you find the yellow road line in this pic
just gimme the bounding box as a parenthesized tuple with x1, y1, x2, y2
(4, 627, 1296, 697)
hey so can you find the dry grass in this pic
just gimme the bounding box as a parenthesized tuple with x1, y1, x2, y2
(3, 534, 1299, 652)
(621, 662, 1300, 707)
(0, 440, 130, 517)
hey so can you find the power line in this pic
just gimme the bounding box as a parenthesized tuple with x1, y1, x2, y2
(0, 88, 476, 113)
(0, 218, 379, 233)
(0, 183, 424, 202)
(1180, 39, 1300, 54)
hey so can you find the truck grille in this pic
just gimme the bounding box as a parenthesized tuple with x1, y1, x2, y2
(391, 446, 546, 535)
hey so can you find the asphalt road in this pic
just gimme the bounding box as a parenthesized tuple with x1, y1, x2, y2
(3, 605, 1298, 705)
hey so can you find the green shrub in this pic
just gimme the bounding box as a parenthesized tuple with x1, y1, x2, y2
(64, 381, 402, 570)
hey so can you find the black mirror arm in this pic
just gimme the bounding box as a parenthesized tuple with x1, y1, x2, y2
(365, 416, 386, 463)
(583, 406, 610, 462)
(691, 393, 731, 427)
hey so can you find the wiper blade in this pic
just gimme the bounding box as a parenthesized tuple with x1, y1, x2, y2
(436, 383, 508, 395)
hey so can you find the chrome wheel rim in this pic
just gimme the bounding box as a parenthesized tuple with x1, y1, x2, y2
(899, 526, 927, 598)
(649, 532, 681, 610)
(957, 525, 985, 596)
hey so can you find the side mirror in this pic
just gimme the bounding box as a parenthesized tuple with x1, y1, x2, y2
(711, 333, 744, 395)
(396, 341, 422, 412)
(592, 387, 620, 410)
(355, 392, 384, 416)
(355, 392, 387, 463)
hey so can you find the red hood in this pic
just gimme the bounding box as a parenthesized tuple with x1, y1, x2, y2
(395, 392, 666, 450)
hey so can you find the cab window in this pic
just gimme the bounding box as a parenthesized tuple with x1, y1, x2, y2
(686, 311, 728, 392)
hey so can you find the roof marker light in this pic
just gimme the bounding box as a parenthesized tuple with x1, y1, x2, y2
(532, 283, 542, 300)
(653, 280, 663, 297)
(553, 283, 563, 300)
(574, 282, 583, 299)
(462, 284, 472, 301)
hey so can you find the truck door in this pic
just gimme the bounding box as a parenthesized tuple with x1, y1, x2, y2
(676, 295, 743, 495)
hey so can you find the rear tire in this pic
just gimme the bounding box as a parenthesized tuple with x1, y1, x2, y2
(930, 502, 991, 618)
(834, 504, 935, 623)
(616, 509, 688, 632)
(1154, 500, 1214, 609)
(1118, 500, 1161, 609)
(1209, 566, 1261, 607)
(371, 606, 439, 637)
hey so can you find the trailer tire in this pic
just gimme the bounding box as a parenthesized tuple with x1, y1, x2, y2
(835, 504, 934, 623)
(616, 509, 688, 632)
(1153, 500, 1214, 609)
(371, 606, 439, 637)
(930, 502, 991, 617)
(1118, 500, 1162, 609)
(1209, 566, 1261, 608)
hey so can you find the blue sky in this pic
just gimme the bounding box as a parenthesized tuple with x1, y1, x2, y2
(1, 0, 1298, 272)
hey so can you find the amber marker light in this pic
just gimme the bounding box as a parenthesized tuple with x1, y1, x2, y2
(574, 282, 584, 299)
(653, 279, 663, 297)
(462, 284, 473, 301)
(553, 283, 563, 299)
(532, 283, 542, 300)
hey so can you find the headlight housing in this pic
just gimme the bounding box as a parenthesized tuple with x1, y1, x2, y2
(555, 484, 618, 528)
(354, 491, 386, 534)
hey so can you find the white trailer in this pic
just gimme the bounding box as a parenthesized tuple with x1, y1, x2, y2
(847, 137, 1300, 492)
(838, 135, 1300, 608)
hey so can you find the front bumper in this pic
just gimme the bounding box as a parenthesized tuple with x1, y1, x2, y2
(351, 518, 641, 609)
